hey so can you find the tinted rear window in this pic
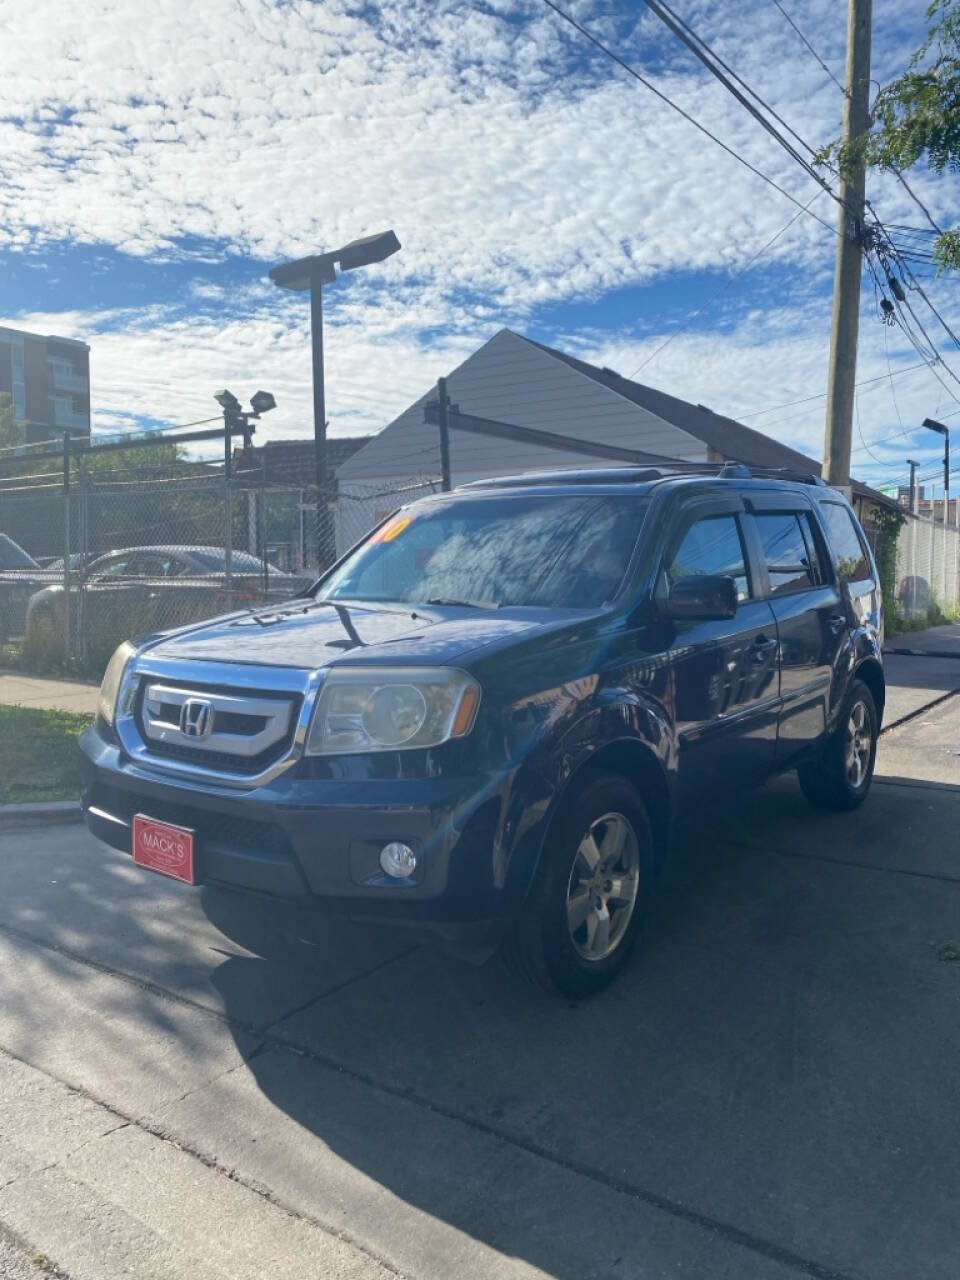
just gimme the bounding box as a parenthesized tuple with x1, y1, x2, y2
(820, 503, 871, 582)
(754, 513, 818, 595)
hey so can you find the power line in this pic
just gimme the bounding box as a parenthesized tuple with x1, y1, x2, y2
(769, 0, 847, 94)
(625, 191, 824, 379)
(768, 0, 949, 248)
(639, 0, 849, 216)
(738, 361, 930, 419)
(538, 0, 839, 234)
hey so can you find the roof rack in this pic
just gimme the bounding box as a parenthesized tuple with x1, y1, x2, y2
(456, 462, 830, 492)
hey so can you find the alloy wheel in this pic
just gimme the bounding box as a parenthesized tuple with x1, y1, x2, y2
(845, 699, 872, 789)
(565, 811, 640, 962)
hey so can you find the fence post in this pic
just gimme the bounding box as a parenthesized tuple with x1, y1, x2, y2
(223, 417, 233, 608)
(62, 433, 72, 664)
(437, 377, 452, 492)
(929, 511, 938, 605)
(259, 459, 269, 597)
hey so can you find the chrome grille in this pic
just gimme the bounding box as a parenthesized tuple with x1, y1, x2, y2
(141, 682, 294, 761)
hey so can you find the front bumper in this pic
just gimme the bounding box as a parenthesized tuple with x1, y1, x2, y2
(80, 725, 505, 928)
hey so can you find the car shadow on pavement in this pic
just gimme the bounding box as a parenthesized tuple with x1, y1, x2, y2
(203, 771, 960, 1280)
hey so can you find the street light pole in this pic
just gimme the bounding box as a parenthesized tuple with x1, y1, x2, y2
(269, 230, 400, 570)
(309, 281, 329, 551)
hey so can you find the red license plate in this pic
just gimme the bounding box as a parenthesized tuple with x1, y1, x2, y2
(132, 814, 196, 884)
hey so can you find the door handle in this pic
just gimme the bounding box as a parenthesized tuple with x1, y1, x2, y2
(827, 612, 846, 635)
(751, 634, 778, 662)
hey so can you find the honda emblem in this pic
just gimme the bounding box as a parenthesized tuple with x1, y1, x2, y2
(180, 698, 213, 739)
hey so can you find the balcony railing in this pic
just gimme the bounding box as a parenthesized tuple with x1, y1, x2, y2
(48, 368, 88, 393)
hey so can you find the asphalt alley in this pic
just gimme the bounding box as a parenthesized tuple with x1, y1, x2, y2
(0, 665, 958, 1279)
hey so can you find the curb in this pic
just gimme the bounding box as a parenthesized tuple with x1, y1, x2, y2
(886, 647, 960, 660)
(0, 801, 82, 831)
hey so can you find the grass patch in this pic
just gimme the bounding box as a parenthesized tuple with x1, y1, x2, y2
(0, 705, 93, 804)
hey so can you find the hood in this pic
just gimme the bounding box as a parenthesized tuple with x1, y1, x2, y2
(145, 598, 562, 669)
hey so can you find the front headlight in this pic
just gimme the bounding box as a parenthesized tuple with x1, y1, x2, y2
(306, 667, 481, 756)
(98, 640, 137, 726)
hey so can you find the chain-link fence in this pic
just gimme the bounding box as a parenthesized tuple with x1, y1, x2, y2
(895, 513, 960, 618)
(0, 459, 440, 675)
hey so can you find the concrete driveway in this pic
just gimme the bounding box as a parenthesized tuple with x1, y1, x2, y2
(0, 664, 959, 1279)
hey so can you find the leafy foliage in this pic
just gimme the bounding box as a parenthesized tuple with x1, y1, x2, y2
(0, 393, 22, 451)
(817, 0, 960, 269)
(871, 505, 907, 630)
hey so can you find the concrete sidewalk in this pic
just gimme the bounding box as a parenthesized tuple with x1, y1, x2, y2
(0, 672, 98, 715)
(887, 620, 960, 657)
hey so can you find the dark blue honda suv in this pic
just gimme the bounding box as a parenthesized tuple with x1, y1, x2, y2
(80, 465, 884, 996)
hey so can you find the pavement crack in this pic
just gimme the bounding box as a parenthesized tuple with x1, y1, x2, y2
(254, 944, 422, 1035)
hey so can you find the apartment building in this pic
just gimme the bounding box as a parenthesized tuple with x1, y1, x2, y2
(0, 325, 91, 444)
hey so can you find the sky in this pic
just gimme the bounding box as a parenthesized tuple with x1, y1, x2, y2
(1, 0, 958, 494)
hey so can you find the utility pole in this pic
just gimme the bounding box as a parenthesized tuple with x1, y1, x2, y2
(907, 458, 918, 514)
(822, 0, 873, 491)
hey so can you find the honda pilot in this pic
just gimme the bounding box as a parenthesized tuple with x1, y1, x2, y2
(80, 466, 884, 996)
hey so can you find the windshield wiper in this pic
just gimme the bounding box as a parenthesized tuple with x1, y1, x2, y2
(425, 596, 501, 610)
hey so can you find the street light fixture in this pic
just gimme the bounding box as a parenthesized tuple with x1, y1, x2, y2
(214, 388, 277, 468)
(269, 230, 401, 562)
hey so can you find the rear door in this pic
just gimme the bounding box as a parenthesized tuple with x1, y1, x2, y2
(742, 496, 845, 764)
(657, 497, 780, 795)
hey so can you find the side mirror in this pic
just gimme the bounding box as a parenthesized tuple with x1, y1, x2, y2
(662, 574, 738, 621)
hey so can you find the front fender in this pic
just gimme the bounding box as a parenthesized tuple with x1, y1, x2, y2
(494, 690, 676, 912)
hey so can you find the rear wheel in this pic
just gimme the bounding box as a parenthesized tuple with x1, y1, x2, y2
(798, 679, 878, 812)
(506, 774, 654, 998)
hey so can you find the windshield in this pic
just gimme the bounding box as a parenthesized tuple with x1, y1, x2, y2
(0, 534, 40, 570)
(320, 493, 648, 609)
(188, 549, 281, 573)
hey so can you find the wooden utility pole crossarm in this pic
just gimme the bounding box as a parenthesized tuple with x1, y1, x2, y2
(823, 0, 873, 490)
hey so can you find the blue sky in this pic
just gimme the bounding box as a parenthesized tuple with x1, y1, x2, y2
(1, 0, 957, 493)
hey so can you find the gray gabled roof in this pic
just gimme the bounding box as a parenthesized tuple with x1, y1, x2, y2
(520, 334, 894, 507)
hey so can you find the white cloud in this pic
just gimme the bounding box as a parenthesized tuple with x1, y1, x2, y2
(1, 0, 956, 494)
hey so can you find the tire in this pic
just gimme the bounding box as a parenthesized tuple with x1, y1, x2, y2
(505, 774, 655, 998)
(798, 678, 878, 813)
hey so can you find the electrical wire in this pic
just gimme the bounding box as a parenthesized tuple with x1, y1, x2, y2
(625, 191, 824, 379)
(738, 361, 930, 419)
(0, 414, 222, 459)
(640, 0, 846, 209)
(769, 0, 847, 94)
(854, 386, 886, 463)
(538, 0, 839, 234)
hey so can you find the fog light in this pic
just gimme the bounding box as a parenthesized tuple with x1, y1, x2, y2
(379, 842, 417, 879)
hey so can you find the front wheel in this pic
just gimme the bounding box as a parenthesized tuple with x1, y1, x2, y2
(506, 774, 654, 998)
(798, 679, 878, 812)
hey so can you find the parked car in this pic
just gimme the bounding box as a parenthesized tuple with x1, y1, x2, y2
(79, 466, 884, 996)
(44, 552, 102, 573)
(0, 534, 61, 643)
(25, 544, 313, 663)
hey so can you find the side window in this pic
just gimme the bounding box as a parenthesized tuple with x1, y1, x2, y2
(820, 503, 871, 583)
(667, 514, 750, 601)
(754, 513, 818, 595)
(135, 554, 168, 577)
(92, 556, 130, 579)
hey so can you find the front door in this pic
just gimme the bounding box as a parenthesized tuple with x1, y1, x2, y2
(656, 501, 780, 797)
